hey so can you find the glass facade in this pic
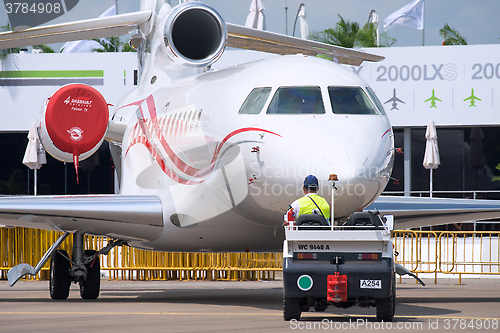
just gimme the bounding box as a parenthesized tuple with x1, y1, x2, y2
(384, 126, 500, 231)
(0, 132, 114, 195)
(385, 126, 500, 199)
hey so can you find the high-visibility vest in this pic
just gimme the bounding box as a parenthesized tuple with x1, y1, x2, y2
(296, 194, 330, 221)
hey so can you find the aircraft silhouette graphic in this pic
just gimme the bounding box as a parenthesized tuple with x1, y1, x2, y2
(424, 89, 442, 108)
(384, 88, 405, 110)
(464, 88, 481, 107)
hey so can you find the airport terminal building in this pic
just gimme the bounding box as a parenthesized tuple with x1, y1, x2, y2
(1, 45, 499, 230)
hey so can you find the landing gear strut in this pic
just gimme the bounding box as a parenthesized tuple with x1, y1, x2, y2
(8, 230, 124, 300)
(48, 232, 123, 300)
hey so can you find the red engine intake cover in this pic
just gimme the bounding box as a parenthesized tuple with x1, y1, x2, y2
(45, 84, 108, 156)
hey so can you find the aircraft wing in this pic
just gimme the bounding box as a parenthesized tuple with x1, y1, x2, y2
(227, 23, 384, 66)
(367, 195, 500, 229)
(0, 11, 152, 49)
(0, 10, 383, 66)
(0, 195, 163, 240)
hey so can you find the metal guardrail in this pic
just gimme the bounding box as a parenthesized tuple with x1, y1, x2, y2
(0, 227, 281, 282)
(383, 190, 500, 199)
(392, 230, 500, 284)
(1, 227, 499, 283)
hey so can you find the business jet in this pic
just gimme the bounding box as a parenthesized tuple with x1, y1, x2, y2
(1, 0, 500, 300)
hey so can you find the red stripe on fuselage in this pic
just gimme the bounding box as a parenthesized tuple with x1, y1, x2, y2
(124, 96, 282, 185)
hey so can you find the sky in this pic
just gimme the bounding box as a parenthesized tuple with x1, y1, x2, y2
(0, 0, 499, 49)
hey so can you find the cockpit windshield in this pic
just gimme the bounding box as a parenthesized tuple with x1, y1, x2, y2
(266, 87, 325, 114)
(365, 87, 387, 115)
(238, 87, 271, 114)
(328, 87, 379, 115)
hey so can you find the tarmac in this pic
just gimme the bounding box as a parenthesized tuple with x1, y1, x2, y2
(0, 277, 499, 333)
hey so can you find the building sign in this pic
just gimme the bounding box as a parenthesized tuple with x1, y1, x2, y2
(358, 44, 500, 127)
(0, 52, 136, 131)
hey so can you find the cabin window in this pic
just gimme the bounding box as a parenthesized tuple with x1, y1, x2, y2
(266, 87, 325, 114)
(366, 87, 387, 115)
(328, 87, 378, 115)
(238, 87, 271, 114)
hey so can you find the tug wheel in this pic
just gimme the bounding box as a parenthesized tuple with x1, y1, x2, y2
(283, 295, 301, 321)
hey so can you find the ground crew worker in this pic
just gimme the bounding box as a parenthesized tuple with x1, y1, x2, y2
(284, 175, 330, 226)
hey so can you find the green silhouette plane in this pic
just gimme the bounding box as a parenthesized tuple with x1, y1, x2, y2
(424, 89, 442, 108)
(464, 88, 481, 107)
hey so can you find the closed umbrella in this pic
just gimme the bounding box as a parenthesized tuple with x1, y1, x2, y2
(298, 4, 309, 40)
(245, 0, 266, 30)
(423, 119, 440, 197)
(22, 121, 46, 195)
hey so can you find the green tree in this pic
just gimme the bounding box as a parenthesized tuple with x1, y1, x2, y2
(33, 44, 55, 53)
(310, 15, 395, 48)
(492, 163, 500, 182)
(0, 23, 20, 100)
(440, 23, 467, 45)
(93, 36, 122, 52)
(310, 15, 359, 48)
(121, 42, 136, 52)
(0, 169, 24, 195)
(92, 37, 136, 52)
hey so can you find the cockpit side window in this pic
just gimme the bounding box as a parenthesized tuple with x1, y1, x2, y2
(366, 87, 387, 115)
(266, 87, 325, 114)
(328, 86, 378, 115)
(238, 87, 271, 114)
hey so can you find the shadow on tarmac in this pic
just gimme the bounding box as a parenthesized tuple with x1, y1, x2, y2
(1, 284, 483, 319)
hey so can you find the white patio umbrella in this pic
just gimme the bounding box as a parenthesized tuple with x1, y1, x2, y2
(423, 119, 440, 197)
(245, 0, 266, 30)
(298, 4, 309, 40)
(22, 121, 46, 195)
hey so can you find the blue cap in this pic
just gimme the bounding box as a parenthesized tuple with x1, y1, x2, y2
(304, 175, 319, 188)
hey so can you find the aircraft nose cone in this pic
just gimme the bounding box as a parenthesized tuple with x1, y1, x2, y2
(269, 117, 392, 217)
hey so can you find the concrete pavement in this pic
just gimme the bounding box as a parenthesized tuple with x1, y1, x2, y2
(0, 278, 499, 333)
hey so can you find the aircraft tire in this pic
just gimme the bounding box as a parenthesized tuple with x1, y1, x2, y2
(283, 296, 301, 321)
(49, 250, 71, 300)
(376, 278, 395, 322)
(79, 250, 100, 300)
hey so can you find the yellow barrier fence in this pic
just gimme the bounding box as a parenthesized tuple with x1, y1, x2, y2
(2, 227, 499, 283)
(393, 230, 500, 284)
(0, 228, 282, 282)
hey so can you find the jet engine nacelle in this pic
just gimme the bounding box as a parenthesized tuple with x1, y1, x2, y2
(39, 84, 109, 167)
(163, 2, 227, 68)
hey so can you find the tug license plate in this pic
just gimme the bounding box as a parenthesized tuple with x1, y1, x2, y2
(360, 279, 382, 289)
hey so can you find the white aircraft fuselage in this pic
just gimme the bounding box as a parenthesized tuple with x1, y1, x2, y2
(0, 0, 393, 254)
(113, 54, 394, 252)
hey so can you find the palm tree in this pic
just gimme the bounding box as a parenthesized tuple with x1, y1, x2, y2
(310, 15, 359, 48)
(0, 23, 20, 100)
(121, 42, 136, 52)
(93, 37, 122, 52)
(33, 44, 55, 53)
(310, 15, 396, 48)
(0, 169, 24, 195)
(440, 24, 467, 45)
(92, 37, 136, 52)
